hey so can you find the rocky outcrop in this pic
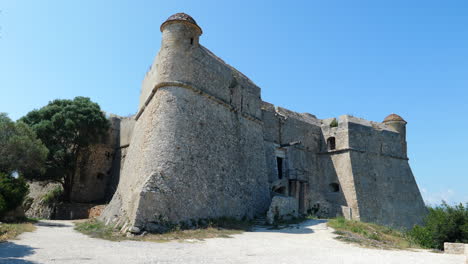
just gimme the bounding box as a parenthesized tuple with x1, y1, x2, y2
(24, 181, 61, 219)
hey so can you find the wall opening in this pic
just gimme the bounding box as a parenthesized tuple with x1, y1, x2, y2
(190, 38, 194, 45)
(276, 157, 283, 179)
(273, 186, 286, 195)
(327, 137, 336, 150)
(329, 183, 340, 192)
(97, 173, 105, 181)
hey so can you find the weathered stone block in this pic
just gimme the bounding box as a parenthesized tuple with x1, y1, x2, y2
(266, 196, 299, 224)
(444, 242, 467, 255)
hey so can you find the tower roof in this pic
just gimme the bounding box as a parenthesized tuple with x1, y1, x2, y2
(160, 13, 202, 34)
(383, 113, 406, 123)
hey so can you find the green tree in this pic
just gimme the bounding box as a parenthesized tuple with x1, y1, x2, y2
(0, 113, 48, 176)
(0, 172, 29, 217)
(21, 97, 110, 201)
(408, 201, 468, 250)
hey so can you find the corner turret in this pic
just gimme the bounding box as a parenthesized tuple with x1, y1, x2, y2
(383, 113, 407, 157)
(160, 13, 202, 47)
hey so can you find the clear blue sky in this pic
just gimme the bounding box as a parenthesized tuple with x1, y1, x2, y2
(1, 1, 467, 204)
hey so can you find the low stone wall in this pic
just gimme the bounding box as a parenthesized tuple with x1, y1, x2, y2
(444, 242, 467, 255)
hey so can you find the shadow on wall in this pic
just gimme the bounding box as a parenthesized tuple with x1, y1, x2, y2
(0, 242, 37, 264)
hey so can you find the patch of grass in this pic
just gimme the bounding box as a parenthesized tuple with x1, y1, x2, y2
(0, 219, 37, 242)
(328, 217, 420, 250)
(74, 219, 119, 241)
(75, 217, 253, 242)
(41, 186, 63, 204)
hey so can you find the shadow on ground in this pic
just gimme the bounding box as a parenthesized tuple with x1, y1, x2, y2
(253, 219, 328, 234)
(0, 242, 37, 264)
(35, 221, 71, 228)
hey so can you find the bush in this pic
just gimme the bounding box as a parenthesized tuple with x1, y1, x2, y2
(407, 202, 468, 250)
(41, 186, 63, 204)
(0, 173, 29, 218)
(330, 118, 338, 128)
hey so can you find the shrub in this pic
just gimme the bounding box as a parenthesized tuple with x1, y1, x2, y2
(41, 186, 63, 204)
(0, 173, 29, 218)
(407, 202, 468, 250)
(330, 119, 338, 128)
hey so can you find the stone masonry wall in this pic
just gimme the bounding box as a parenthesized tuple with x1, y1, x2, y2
(100, 14, 427, 232)
(101, 20, 270, 231)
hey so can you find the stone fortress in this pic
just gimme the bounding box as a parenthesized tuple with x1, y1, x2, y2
(74, 13, 427, 232)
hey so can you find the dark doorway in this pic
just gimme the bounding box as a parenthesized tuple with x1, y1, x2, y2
(327, 137, 336, 150)
(329, 183, 340, 192)
(276, 157, 283, 179)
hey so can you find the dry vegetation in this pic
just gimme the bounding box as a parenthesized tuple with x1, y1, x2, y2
(328, 217, 420, 250)
(75, 218, 252, 242)
(0, 221, 36, 242)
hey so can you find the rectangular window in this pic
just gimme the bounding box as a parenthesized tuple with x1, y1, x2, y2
(277, 157, 283, 179)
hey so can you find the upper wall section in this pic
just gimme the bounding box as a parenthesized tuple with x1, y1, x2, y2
(261, 101, 321, 146)
(321, 115, 406, 159)
(138, 18, 262, 121)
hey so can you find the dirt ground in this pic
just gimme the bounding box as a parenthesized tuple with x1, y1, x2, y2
(0, 219, 465, 264)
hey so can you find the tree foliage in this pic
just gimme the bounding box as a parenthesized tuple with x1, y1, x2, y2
(21, 97, 109, 201)
(0, 113, 48, 177)
(0, 113, 47, 218)
(0, 172, 29, 217)
(408, 202, 468, 250)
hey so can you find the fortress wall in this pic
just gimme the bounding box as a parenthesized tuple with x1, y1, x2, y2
(262, 103, 343, 215)
(320, 117, 359, 218)
(345, 119, 426, 229)
(103, 85, 270, 229)
(139, 54, 160, 109)
(101, 22, 270, 229)
(350, 151, 426, 229)
(319, 152, 358, 218)
(71, 117, 120, 203)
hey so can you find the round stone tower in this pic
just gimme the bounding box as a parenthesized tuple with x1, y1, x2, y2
(383, 113, 407, 157)
(160, 13, 202, 48)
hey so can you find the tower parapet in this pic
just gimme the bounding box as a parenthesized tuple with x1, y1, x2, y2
(160, 13, 202, 48)
(383, 113, 407, 157)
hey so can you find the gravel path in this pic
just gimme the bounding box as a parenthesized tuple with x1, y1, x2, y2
(0, 219, 464, 264)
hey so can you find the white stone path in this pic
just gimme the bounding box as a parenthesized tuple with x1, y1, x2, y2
(0, 219, 465, 264)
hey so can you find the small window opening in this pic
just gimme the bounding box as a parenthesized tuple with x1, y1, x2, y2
(273, 186, 286, 195)
(329, 183, 340, 192)
(327, 137, 336, 150)
(190, 38, 194, 45)
(276, 157, 283, 179)
(97, 173, 105, 180)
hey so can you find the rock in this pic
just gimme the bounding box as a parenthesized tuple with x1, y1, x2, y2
(24, 181, 61, 219)
(444, 242, 467, 255)
(88, 205, 106, 218)
(266, 196, 299, 224)
(128, 226, 141, 234)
